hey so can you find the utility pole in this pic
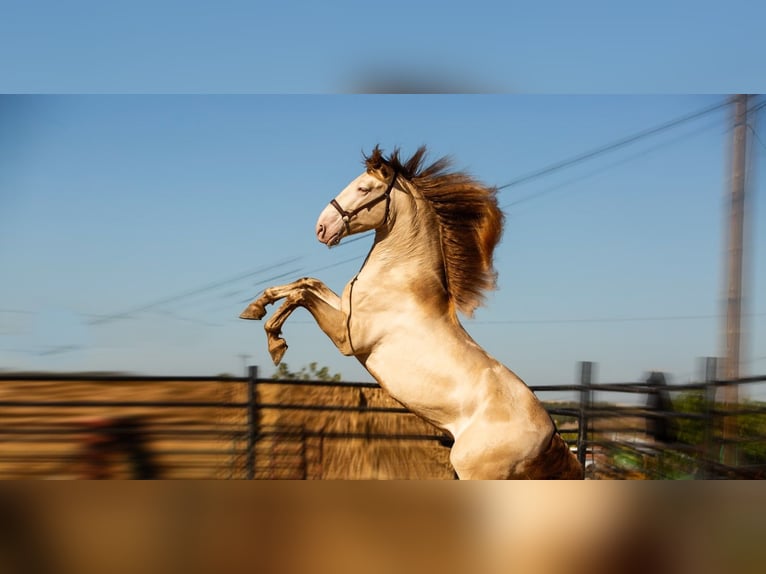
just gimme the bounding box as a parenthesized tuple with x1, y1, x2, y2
(722, 94, 749, 465)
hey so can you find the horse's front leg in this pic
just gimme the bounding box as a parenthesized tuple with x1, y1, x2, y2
(263, 290, 352, 364)
(239, 277, 339, 320)
(240, 278, 350, 364)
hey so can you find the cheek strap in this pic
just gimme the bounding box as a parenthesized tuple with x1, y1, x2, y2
(328, 172, 398, 234)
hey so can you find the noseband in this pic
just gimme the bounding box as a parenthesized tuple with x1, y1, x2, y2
(329, 171, 398, 234)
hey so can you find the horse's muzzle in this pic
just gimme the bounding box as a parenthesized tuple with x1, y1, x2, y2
(315, 206, 344, 246)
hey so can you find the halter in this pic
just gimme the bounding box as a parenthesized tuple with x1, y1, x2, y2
(328, 170, 398, 354)
(328, 171, 398, 235)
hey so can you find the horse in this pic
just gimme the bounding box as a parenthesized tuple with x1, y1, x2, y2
(241, 146, 583, 479)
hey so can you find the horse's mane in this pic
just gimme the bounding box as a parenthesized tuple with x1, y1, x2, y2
(364, 145, 505, 317)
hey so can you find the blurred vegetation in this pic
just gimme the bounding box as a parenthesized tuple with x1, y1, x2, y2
(271, 362, 342, 382)
(545, 392, 766, 479)
(605, 392, 766, 479)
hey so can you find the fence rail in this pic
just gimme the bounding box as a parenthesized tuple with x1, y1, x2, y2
(0, 361, 764, 479)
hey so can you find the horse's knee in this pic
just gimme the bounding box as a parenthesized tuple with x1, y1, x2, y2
(263, 285, 282, 301)
(297, 277, 321, 289)
(264, 320, 281, 337)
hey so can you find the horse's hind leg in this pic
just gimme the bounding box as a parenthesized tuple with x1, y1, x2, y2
(448, 430, 518, 480)
(451, 430, 582, 480)
(449, 446, 515, 480)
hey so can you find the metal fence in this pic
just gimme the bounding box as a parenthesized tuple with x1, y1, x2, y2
(0, 373, 253, 479)
(0, 368, 453, 479)
(0, 363, 764, 479)
(533, 361, 766, 479)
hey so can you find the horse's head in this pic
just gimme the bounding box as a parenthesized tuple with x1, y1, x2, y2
(315, 163, 397, 247)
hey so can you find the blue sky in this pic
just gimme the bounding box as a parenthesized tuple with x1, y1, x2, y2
(1, 1, 764, 93)
(2, 95, 765, 395)
(1, 1, 765, 395)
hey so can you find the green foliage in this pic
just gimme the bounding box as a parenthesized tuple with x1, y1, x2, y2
(541, 390, 766, 478)
(737, 400, 766, 466)
(605, 391, 766, 478)
(271, 362, 342, 382)
(671, 391, 708, 445)
(670, 392, 766, 464)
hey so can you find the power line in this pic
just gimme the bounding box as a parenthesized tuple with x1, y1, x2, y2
(745, 96, 766, 151)
(223, 255, 367, 309)
(84, 246, 369, 327)
(87, 256, 303, 326)
(501, 114, 728, 211)
(85, 98, 760, 329)
(747, 124, 766, 152)
(306, 253, 367, 273)
(182, 254, 368, 317)
(337, 230, 375, 247)
(496, 98, 730, 191)
(471, 312, 766, 326)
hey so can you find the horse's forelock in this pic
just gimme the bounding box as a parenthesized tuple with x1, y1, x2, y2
(364, 145, 385, 172)
(364, 145, 432, 180)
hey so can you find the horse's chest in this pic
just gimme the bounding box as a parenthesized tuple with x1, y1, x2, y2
(361, 345, 463, 429)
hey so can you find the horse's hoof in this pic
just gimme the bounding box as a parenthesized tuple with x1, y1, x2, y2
(268, 338, 288, 365)
(240, 300, 267, 320)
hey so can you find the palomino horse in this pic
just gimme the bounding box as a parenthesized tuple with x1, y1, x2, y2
(241, 146, 582, 479)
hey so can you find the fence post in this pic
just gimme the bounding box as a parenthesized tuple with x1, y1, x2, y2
(577, 361, 594, 469)
(247, 365, 259, 480)
(703, 357, 718, 478)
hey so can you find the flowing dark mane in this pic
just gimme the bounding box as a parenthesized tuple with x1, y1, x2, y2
(364, 145, 505, 317)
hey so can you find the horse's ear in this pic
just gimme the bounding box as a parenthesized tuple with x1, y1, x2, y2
(378, 163, 392, 179)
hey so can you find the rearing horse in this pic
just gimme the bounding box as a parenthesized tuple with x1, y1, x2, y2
(241, 146, 582, 479)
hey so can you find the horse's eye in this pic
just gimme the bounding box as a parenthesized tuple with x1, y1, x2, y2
(359, 186, 371, 193)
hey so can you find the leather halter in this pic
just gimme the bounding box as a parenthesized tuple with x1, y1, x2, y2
(328, 171, 398, 235)
(328, 171, 397, 354)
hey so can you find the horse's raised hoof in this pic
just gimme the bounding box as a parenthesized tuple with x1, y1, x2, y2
(268, 338, 288, 365)
(239, 300, 267, 320)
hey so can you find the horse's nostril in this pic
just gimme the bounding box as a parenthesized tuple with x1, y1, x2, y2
(317, 224, 325, 238)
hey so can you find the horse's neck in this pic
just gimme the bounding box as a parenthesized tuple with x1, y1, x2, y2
(364, 192, 445, 291)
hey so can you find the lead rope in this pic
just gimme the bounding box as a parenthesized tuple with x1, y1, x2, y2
(346, 268, 360, 355)
(344, 171, 397, 355)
